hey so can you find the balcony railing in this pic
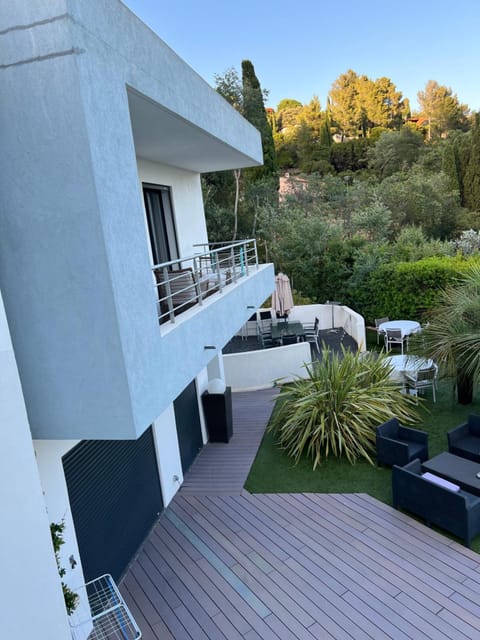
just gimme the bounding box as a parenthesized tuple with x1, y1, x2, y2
(152, 239, 259, 323)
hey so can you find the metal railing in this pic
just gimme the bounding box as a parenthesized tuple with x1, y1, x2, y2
(152, 239, 259, 323)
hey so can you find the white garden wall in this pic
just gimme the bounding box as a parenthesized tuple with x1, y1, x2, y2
(224, 341, 312, 391)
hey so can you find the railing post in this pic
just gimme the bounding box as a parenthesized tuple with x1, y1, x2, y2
(254, 240, 258, 268)
(193, 256, 203, 305)
(215, 249, 223, 291)
(230, 246, 237, 283)
(163, 266, 175, 323)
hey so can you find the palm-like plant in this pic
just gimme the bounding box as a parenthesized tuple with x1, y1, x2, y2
(416, 264, 480, 404)
(269, 348, 419, 468)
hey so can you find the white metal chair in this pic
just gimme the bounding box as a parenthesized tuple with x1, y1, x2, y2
(405, 365, 437, 402)
(384, 328, 406, 354)
(375, 317, 389, 344)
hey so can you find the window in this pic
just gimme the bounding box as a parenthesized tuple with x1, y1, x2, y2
(143, 184, 178, 265)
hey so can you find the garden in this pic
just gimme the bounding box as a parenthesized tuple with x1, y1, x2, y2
(246, 267, 480, 550)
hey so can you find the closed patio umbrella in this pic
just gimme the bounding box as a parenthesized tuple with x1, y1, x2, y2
(272, 272, 294, 317)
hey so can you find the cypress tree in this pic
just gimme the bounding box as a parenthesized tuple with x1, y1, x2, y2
(441, 142, 462, 202)
(464, 114, 480, 211)
(241, 60, 278, 182)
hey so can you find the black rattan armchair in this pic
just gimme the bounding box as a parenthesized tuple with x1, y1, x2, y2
(447, 414, 480, 463)
(376, 417, 428, 467)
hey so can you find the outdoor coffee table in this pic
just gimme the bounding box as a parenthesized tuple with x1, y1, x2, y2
(422, 452, 480, 496)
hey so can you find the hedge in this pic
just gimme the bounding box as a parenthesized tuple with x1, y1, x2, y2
(362, 255, 480, 324)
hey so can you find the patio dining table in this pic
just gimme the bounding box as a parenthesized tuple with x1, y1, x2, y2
(271, 321, 305, 343)
(385, 354, 436, 384)
(378, 319, 421, 339)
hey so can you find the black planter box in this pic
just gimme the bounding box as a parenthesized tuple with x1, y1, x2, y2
(202, 386, 233, 443)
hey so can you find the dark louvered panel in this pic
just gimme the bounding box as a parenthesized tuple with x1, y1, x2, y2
(63, 427, 163, 582)
(173, 380, 203, 474)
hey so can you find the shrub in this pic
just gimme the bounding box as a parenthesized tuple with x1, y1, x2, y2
(269, 349, 420, 468)
(362, 255, 480, 323)
(51, 521, 79, 615)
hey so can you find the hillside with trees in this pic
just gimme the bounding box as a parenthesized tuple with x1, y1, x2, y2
(203, 65, 480, 323)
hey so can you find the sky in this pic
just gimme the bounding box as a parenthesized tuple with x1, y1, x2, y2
(122, 0, 480, 113)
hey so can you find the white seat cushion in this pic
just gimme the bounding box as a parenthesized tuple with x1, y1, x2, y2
(422, 472, 460, 492)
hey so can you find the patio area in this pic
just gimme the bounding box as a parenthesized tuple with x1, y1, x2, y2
(120, 390, 480, 640)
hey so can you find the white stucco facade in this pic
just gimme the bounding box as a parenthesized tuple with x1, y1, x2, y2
(0, 0, 274, 634)
(0, 0, 271, 441)
(0, 292, 71, 640)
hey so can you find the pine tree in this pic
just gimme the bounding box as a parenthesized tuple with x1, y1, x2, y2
(241, 60, 278, 182)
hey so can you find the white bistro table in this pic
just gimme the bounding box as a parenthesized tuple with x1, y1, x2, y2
(378, 320, 421, 338)
(385, 354, 436, 384)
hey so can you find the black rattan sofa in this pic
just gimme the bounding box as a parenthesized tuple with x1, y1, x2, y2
(392, 458, 480, 547)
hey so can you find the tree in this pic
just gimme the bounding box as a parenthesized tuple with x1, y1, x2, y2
(205, 61, 279, 241)
(358, 76, 407, 132)
(417, 80, 470, 139)
(299, 96, 323, 138)
(277, 105, 303, 131)
(277, 98, 302, 112)
(213, 67, 243, 111)
(329, 70, 407, 139)
(329, 69, 361, 139)
(351, 199, 392, 241)
(378, 165, 461, 239)
(463, 114, 480, 211)
(419, 265, 480, 404)
(241, 60, 278, 181)
(368, 128, 424, 178)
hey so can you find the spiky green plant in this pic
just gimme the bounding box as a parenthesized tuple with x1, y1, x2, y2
(269, 348, 420, 468)
(413, 265, 480, 404)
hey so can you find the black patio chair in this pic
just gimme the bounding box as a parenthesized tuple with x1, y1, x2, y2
(376, 417, 429, 467)
(447, 414, 480, 463)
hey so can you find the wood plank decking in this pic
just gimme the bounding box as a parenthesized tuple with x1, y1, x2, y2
(121, 390, 480, 639)
(180, 388, 279, 495)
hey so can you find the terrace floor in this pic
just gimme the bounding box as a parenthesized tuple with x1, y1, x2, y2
(222, 328, 357, 357)
(121, 390, 480, 640)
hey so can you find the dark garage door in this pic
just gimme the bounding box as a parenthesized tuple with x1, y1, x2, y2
(174, 379, 203, 474)
(63, 427, 163, 582)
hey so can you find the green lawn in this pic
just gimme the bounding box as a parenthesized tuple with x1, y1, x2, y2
(245, 377, 480, 551)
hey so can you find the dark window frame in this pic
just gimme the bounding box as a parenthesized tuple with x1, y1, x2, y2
(142, 183, 179, 266)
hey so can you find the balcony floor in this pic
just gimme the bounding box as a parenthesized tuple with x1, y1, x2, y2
(121, 391, 480, 640)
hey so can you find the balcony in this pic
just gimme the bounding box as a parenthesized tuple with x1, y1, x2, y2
(152, 239, 259, 324)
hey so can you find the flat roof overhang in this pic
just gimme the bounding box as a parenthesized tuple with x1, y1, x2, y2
(127, 88, 263, 173)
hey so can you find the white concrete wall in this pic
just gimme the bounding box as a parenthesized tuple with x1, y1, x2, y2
(0, 293, 71, 640)
(0, 0, 269, 442)
(287, 304, 366, 351)
(224, 341, 312, 391)
(137, 159, 208, 260)
(151, 404, 183, 506)
(152, 367, 209, 506)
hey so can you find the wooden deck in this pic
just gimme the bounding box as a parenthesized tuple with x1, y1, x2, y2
(121, 390, 480, 639)
(180, 388, 279, 495)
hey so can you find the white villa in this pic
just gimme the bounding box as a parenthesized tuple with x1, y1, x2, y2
(0, 1, 273, 637)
